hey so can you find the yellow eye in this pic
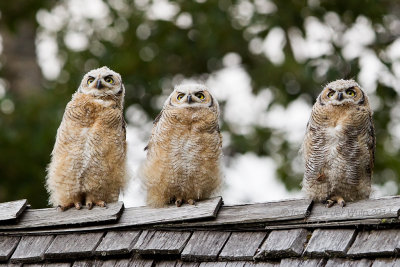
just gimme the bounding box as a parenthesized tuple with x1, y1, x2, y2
(195, 92, 205, 100)
(87, 78, 95, 85)
(346, 89, 356, 96)
(327, 91, 335, 98)
(177, 93, 185, 100)
(105, 77, 114, 84)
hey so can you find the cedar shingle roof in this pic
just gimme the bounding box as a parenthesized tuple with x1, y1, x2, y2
(1, 196, 400, 266)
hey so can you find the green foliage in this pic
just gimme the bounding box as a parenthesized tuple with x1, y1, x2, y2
(1, 0, 400, 207)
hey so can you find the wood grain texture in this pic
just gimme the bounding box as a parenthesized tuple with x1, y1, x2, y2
(45, 232, 104, 259)
(23, 264, 71, 267)
(371, 258, 400, 267)
(325, 258, 373, 267)
(0, 236, 20, 261)
(95, 230, 141, 256)
(175, 261, 201, 267)
(243, 262, 279, 267)
(347, 229, 400, 257)
(181, 231, 231, 261)
(160, 199, 312, 229)
(254, 229, 308, 260)
(72, 260, 103, 267)
(154, 261, 177, 267)
(10, 235, 54, 263)
(0, 198, 221, 235)
(307, 197, 400, 223)
(133, 230, 191, 255)
(219, 232, 267, 260)
(280, 258, 325, 267)
(0, 200, 27, 222)
(304, 228, 356, 257)
(0, 202, 123, 230)
(198, 262, 247, 267)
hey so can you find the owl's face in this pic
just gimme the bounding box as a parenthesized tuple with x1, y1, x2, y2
(167, 84, 216, 109)
(78, 66, 123, 97)
(318, 79, 366, 106)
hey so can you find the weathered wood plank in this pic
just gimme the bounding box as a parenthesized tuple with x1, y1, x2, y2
(10, 235, 54, 263)
(72, 260, 103, 267)
(371, 258, 400, 267)
(304, 228, 356, 257)
(0, 202, 123, 230)
(133, 230, 191, 255)
(0, 236, 20, 261)
(181, 231, 231, 261)
(279, 258, 325, 267)
(128, 258, 153, 267)
(325, 258, 373, 267)
(219, 232, 267, 260)
(347, 229, 400, 257)
(254, 229, 308, 260)
(0, 198, 221, 234)
(307, 197, 400, 223)
(0, 200, 27, 222)
(159, 199, 312, 228)
(198, 262, 246, 267)
(154, 261, 177, 267)
(175, 261, 200, 267)
(23, 264, 71, 267)
(45, 232, 104, 259)
(95, 230, 141, 256)
(244, 262, 279, 267)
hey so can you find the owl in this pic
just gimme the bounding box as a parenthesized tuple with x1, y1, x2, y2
(46, 66, 127, 211)
(301, 79, 375, 207)
(140, 84, 223, 207)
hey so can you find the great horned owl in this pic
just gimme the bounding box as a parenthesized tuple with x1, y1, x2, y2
(46, 66, 127, 211)
(140, 84, 223, 207)
(301, 79, 375, 207)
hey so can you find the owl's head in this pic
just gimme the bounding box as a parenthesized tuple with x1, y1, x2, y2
(78, 66, 124, 98)
(166, 84, 218, 110)
(318, 79, 367, 106)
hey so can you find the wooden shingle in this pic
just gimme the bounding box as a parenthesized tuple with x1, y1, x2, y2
(95, 230, 141, 256)
(181, 231, 231, 261)
(174, 261, 201, 267)
(133, 230, 191, 255)
(45, 233, 103, 259)
(0, 236, 20, 261)
(304, 228, 356, 257)
(219, 232, 267, 260)
(280, 258, 325, 267)
(0, 199, 27, 222)
(371, 258, 400, 267)
(347, 229, 400, 257)
(198, 262, 246, 267)
(72, 260, 103, 267)
(11, 235, 54, 263)
(325, 258, 373, 267)
(254, 229, 308, 260)
(244, 262, 279, 267)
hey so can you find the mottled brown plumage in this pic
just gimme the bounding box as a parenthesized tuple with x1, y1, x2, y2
(301, 79, 375, 207)
(46, 66, 127, 210)
(140, 84, 223, 207)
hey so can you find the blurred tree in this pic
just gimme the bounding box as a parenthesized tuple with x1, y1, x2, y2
(0, 0, 400, 207)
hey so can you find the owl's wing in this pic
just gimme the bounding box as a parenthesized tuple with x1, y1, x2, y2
(367, 113, 375, 175)
(144, 110, 163, 151)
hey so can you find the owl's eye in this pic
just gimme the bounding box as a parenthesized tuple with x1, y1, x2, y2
(177, 93, 185, 100)
(87, 78, 95, 85)
(346, 89, 356, 96)
(105, 77, 114, 84)
(195, 92, 205, 100)
(327, 91, 335, 98)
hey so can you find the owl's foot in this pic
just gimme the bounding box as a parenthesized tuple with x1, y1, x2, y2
(86, 201, 93, 210)
(325, 196, 346, 208)
(74, 202, 82, 210)
(95, 200, 106, 207)
(57, 203, 74, 211)
(175, 198, 183, 207)
(187, 199, 196, 205)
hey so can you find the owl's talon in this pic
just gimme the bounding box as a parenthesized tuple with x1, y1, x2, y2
(57, 203, 73, 211)
(337, 197, 346, 207)
(95, 200, 106, 207)
(187, 199, 196, 205)
(326, 199, 335, 208)
(175, 198, 183, 207)
(74, 202, 82, 210)
(86, 202, 93, 210)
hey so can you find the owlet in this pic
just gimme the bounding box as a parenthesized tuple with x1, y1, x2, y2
(46, 66, 127, 210)
(301, 79, 375, 207)
(140, 84, 223, 207)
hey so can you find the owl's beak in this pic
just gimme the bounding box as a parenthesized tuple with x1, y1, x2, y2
(96, 80, 104, 89)
(337, 92, 343, 101)
(187, 95, 193, 104)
